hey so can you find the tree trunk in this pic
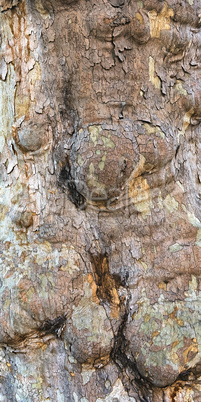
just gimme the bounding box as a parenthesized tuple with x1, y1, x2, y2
(1, 0, 201, 400)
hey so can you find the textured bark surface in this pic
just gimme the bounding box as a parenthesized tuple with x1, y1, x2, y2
(1, 0, 201, 400)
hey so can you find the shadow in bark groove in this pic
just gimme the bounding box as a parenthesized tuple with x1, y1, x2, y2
(39, 315, 67, 338)
(2, 316, 67, 351)
(90, 252, 153, 400)
(59, 158, 86, 209)
(110, 305, 153, 402)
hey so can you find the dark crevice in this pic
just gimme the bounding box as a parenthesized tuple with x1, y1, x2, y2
(38, 315, 66, 338)
(59, 158, 86, 209)
(0, 1, 19, 13)
(168, 383, 182, 402)
(177, 364, 201, 382)
(111, 307, 153, 402)
(90, 253, 152, 400)
(3, 316, 67, 350)
(197, 172, 201, 184)
(175, 144, 180, 159)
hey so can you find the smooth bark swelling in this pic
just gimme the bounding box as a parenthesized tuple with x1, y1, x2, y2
(1, 0, 201, 400)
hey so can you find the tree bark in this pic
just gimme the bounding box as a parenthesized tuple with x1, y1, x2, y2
(1, 0, 201, 400)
